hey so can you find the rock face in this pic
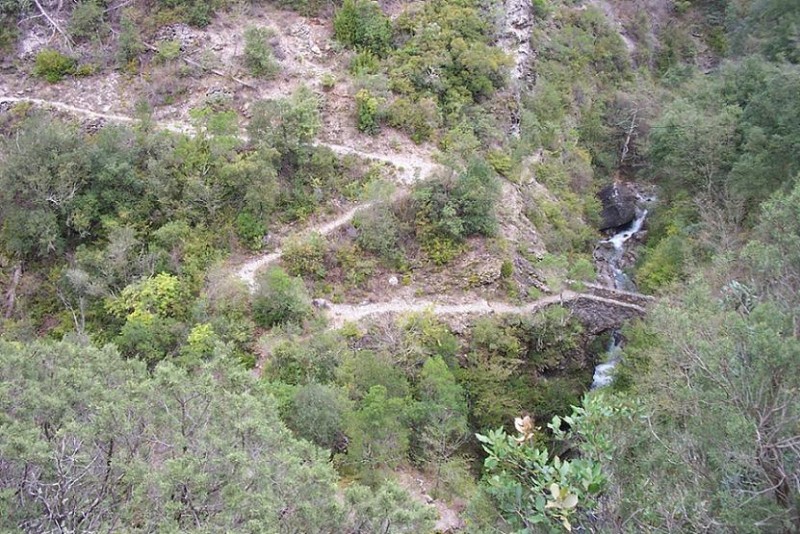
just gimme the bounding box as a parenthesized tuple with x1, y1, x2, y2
(597, 183, 638, 230)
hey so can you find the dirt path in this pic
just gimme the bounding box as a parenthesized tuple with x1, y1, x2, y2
(326, 289, 648, 328)
(0, 95, 444, 287)
(236, 202, 373, 289)
(0, 95, 651, 328)
(0, 96, 440, 184)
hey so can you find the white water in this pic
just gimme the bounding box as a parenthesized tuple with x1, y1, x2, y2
(591, 207, 649, 389)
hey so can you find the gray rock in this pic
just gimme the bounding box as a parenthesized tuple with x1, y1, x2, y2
(597, 182, 637, 230)
(311, 298, 330, 309)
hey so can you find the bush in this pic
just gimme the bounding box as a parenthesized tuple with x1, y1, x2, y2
(355, 89, 381, 134)
(286, 383, 352, 450)
(333, 0, 391, 56)
(354, 205, 402, 265)
(244, 26, 280, 79)
(68, 0, 106, 41)
(386, 96, 440, 143)
(500, 259, 513, 279)
(156, 39, 181, 63)
(253, 267, 312, 327)
(235, 212, 267, 251)
(33, 49, 76, 83)
(116, 16, 143, 67)
(349, 50, 381, 75)
(282, 232, 326, 279)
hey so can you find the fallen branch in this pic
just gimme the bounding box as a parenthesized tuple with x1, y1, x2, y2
(4, 263, 22, 319)
(142, 41, 256, 90)
(32, 0, 74, 49)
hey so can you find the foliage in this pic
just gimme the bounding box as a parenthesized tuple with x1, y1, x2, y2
(285, 382, 352, 451)
(477, 395, 624, 532)
(337, 350, 410, 401)
(333, 0, 391, 56)
(117, 15, 143, 67)
(354, 203, 403, 266)
(413, 356, 469, 476)
(412, 159, 500, 263)
(390, 0, 509, 106)
(648, 59, 800, 209)
(248, 87, 321, 157)
(343, 482, 437, 532)
(386, 96, 440, 143)
(68, 0, 106, 41)
(0, 340, 346, 532)
(234, 211, 267, 250)
(344, 385, 411, 481)
(253, 267, 312, 327)
(282, 232, 327, 279)
(355, 88, 381, 134)
(244, 26, 280, 79)
(601, 287, 800, 531)
(33, 49, 76, 83)
(265, 331, 346, 385)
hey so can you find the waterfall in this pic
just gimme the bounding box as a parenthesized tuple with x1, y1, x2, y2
(591, 201, 651, 389)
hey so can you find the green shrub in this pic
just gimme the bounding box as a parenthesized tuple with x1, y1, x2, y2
(333, 0, 391, 56)
(116, 16, 143, 67)
(500, 259, 513, 279)
(74, 63, 97, 77)
(637, 233, 686, 292)
(156, 39, 181, 63)
(244, 26, 280, 79)
(334, 242, 376, 286)
(235, 212, 267, 251)
(69, 0, 106, 41)
(0, 17, 18, 54)
(355, 89, 381, 134)
(282, 232, 326, 279)
(349, 50, 381, 75)
(253, 267, 312, 327)
(386, 97, 440, 143)
(487, 150, 512, 177)
(321, 73, 337, 90)
(33, 49, 76, 83)
(354, 205, 402, 265)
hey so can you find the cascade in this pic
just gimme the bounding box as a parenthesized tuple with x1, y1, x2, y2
(591, 195, 652, 388)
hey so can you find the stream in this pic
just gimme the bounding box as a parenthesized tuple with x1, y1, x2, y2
(591, 201, 651, 389)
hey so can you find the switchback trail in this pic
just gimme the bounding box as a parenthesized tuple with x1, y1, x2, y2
(0, 96, 654, 326)
(0, 96, 438, 184)
(0, 95, 439, 285)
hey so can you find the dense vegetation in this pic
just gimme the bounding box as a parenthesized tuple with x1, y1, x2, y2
(1, 0, 799, 530)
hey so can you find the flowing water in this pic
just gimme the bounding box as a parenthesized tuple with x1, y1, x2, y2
(591, 204, 650, 389)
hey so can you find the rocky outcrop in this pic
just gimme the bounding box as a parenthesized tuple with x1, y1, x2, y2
(597, 182, 637, 230)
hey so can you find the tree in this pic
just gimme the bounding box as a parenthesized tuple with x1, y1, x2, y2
(253, 267, 312, 327)
(285, 383, 352, 451)
(412, 159, 500, 263)
(243, 26, 280, 78)
(0, 115, 90, 258)
(333, 0, 392, 56)
(345, 385, 411, 482)
(248, 87, 321, 158)
(598, 287, 800, 531)
(343, 482, 436, 533)
(0, 339, 432, 532)
(414, 356, 469, 485)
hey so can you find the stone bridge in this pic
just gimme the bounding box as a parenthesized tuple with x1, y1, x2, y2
(565, 284, 653, 334)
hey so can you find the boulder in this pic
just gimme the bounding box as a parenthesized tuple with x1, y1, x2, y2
(597, 183, 637, 230)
